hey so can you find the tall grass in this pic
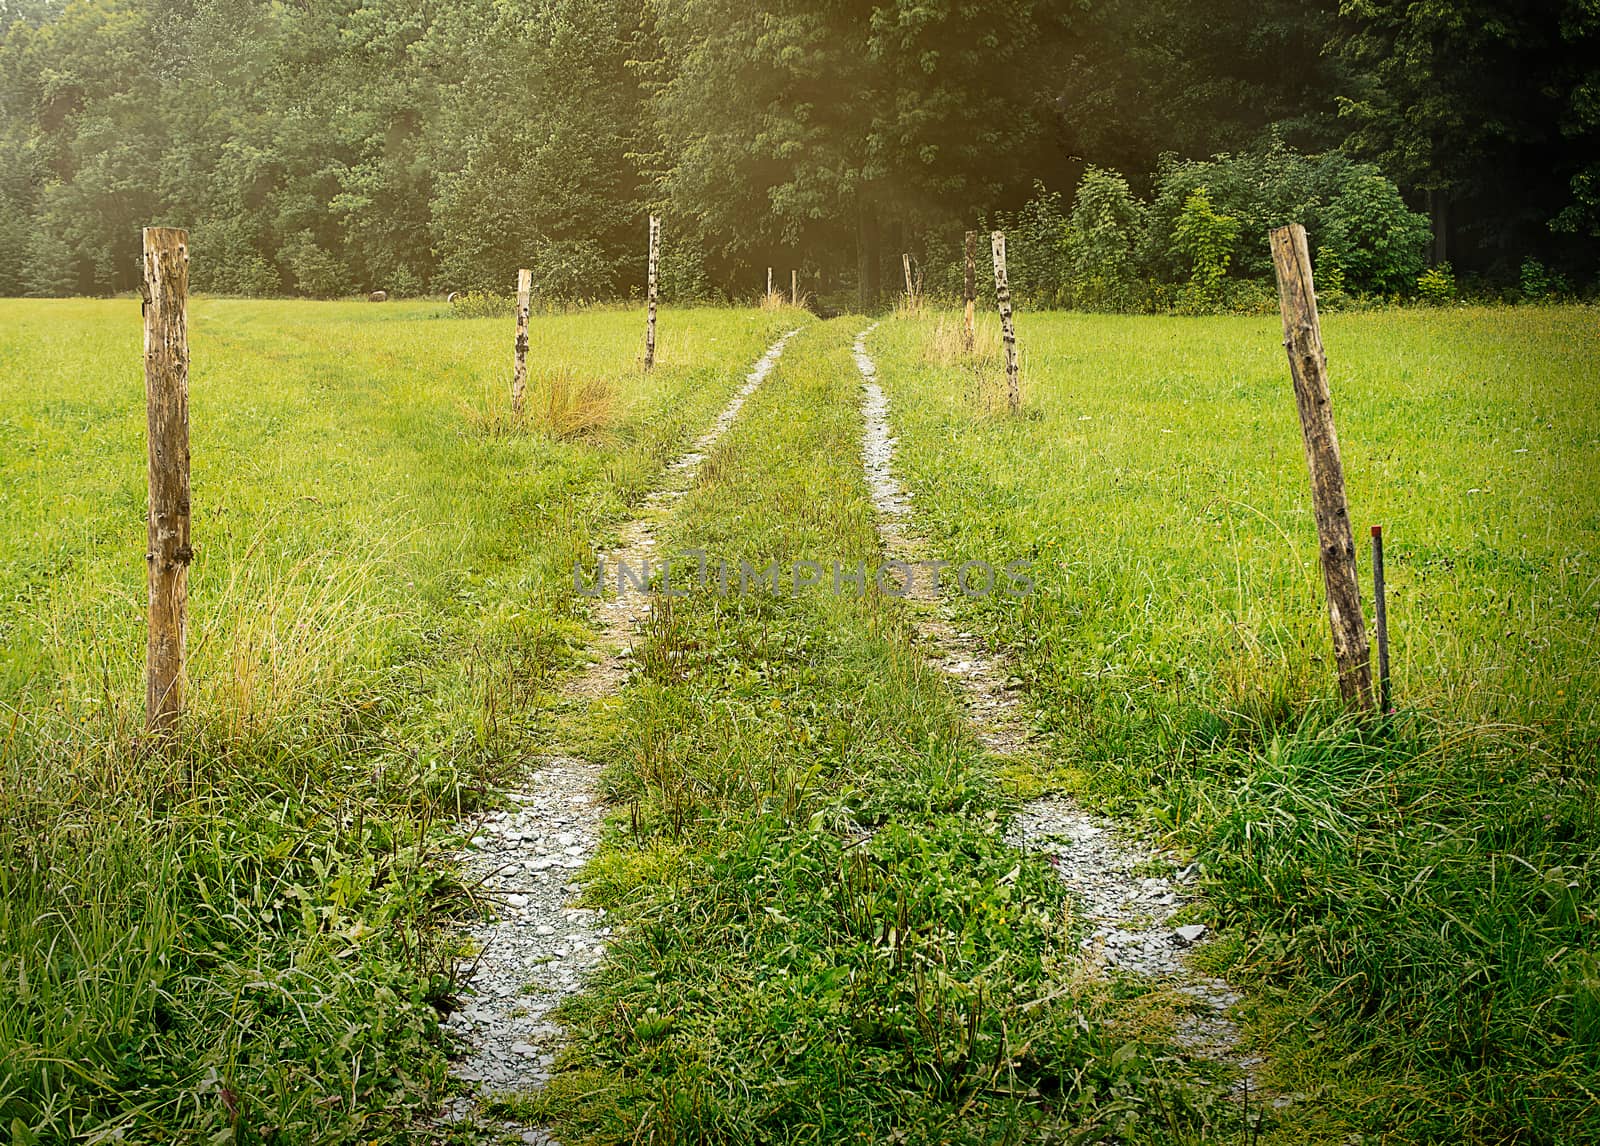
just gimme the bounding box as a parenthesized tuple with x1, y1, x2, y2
(0, 298, 801, 1142)
(872, 305, 1600, 1142)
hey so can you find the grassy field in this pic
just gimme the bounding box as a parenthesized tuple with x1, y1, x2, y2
(870, 306, 1600, 1142)
(512, 319, 1236, 1144)
(2, 298, 1596, 1144)
(0, 298, 799, 1142)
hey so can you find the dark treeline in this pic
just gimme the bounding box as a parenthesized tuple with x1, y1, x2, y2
(0, 0, 1594, 303)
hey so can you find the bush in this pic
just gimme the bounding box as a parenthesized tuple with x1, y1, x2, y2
(1417, 262, 1457, 304)
(658, 229, 717, 303)
(189, 220, 282, 296)
(449, 290, 514, 318)
(1519, 257, 1571, 301)
(987, 183, 1071, 308)
(1140, 142, 1317, 283)
(1140, 139, 1429, 297)
(1313, 160, 1431, 294)
(1064, 166, 1144, 311)
(281, 232, 348, 298)
(526, 236, 616, 303)
(1172, 186, 1239, 303)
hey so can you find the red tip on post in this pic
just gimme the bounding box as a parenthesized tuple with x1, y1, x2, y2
(1371, 525, 1382, 538)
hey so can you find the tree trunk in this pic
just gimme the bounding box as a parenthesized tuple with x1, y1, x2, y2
(1269, 223, 1373, 709)
(991, 231, 1020, 412)
(1427, 189, 1449, 266)
(142, 227, 191, 735)
(858, 201, 881, 310)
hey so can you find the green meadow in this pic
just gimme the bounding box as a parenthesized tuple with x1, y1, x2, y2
(0, 298, 797, 1142)
(872, 305, 1600, 1141)
(1, 299, 1597, 1144)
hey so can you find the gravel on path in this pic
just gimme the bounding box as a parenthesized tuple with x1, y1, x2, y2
(439, 330, 803, 1135)
(852, 325, 1259, 1086)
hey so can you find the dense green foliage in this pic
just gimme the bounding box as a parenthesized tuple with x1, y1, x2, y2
(968, 143, 1437, 313)
(873, 306, 1600, 1142)
(0, 0, 1594, 303)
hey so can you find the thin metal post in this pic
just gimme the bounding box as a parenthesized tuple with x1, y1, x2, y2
(1372, 525, 1391, 711)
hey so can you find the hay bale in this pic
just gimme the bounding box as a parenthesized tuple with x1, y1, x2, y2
(368, 290, 387, 302)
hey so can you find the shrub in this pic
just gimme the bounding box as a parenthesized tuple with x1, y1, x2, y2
(1313, 160, 1431, 294)
(1417, 262, 1457, 303)
(449, 290, 513, 318)
(658, 230, 717, 303)
(1314, 246, 1345, 292)
(1519, 257, 1570, 301)
(1065, 166, 1145, 311)
(281, 232, 348, 298)
(1140, 140, 1428, 297)
(191, 220, 282, 296)
(1140, 141, 1317, 283)
(526, 236, 615, 304)
(1172, 187, 1239, 302)
(987, 183, 1071, 308)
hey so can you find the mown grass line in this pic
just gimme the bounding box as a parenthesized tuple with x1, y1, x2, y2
(513, 319, 1247, 1145)
(0, 301, 799, 1143)
(870, 307, 1600, 1144)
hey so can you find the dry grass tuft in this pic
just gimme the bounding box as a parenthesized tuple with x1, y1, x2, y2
(462, 369, 616, 440)
(921, 310, 1001, 367)
(892, 292, 926, 320)
(535, 369, 616, 439)
(914, 311, 1027, 414)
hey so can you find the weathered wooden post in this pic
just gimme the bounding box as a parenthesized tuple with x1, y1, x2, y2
(1371, 525, 1391, 711)
(767, 267, 774, 302)
(645, 216, 660, 371)
(991, 231, 1020, 412)
(1269, 223, 1373, 708)
(142, 227, 191, 735)
(791, 268, 798, 306)
(512, 268, 532, 417)
(963, 230, 977, 353)
(902, 253, 915, 306)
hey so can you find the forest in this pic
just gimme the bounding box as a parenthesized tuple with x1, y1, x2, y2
(0, 0, 1597, 305)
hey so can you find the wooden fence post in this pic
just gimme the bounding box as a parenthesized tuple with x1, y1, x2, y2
(791, 268, 798, 306)
(963, 230, 976, 353)
(512, 268, 532, 416)
(1269, 223, 1372, 708)
(991, 231, 1020, 412)
(902, 253, 915, 305)
(767, 267, 773, 301)
(645, 216, 660, 371)
(142, 226, 191, 735)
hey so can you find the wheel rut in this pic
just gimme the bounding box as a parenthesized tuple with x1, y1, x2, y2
(852, 324, 1260, 1090)
(439, 328, 802, 1138)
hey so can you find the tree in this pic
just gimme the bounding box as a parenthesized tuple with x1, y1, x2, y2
(1338, 0, 1600, 271)
(648, 0, 1080, 303)
(423, 0, 649, 297)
